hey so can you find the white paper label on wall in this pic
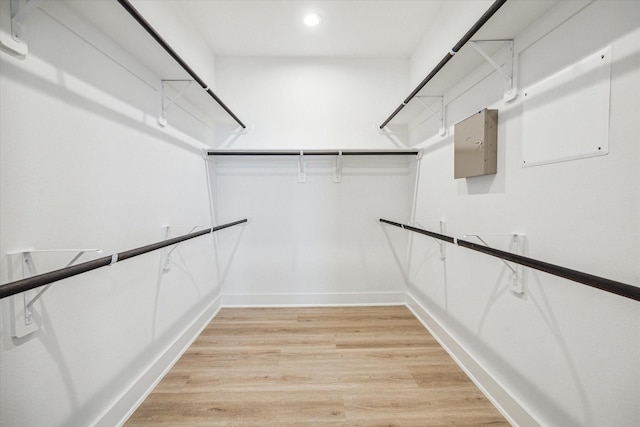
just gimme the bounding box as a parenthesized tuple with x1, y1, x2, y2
(521, 46, 611, 167)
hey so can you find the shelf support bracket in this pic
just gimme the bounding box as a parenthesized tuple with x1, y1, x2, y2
(8, 248, 101, 337)
(468, 40, 516, 102)
(463, 233, 526, 294)
(415, 96, 446, 136)
(298, 151, 306, 183)
(159, 225, 206, 272)
(158, 79, 194, 127)
(1, 0, 42, 56)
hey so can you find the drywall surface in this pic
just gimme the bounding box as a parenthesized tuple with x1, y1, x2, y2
(404, 1, 640, 426)
(0, 4, 227, 426)
(212, 55, 413, 304)
(214, 56, 409, 148)
(212, 156, 413, 305)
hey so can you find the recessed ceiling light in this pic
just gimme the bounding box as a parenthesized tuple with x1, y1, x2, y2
(304, 12, 321, 27)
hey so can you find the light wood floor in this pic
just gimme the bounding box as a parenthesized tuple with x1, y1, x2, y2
(126, 306, 509, 426)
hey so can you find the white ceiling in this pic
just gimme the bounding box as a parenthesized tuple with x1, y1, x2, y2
(171, 0, 448, 58)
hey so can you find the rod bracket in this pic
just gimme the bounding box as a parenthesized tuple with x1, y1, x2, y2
(468, 39, 516, 102)
(333, 151, 342, 183)
(439, 220, 447, 260)
(160, 225, 205, 272)
(0, 0, 42, 56)
(414, 96, 446, 136)
(7, 248, 101, 337)
(463, 233, 527, 294)
(298, 151, 306, 183)
(158, 79, 194, 127)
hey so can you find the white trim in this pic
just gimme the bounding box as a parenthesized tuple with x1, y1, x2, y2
(405, 292, 542, 427)
(221, 292, 407, 307)
(95, 295, 223, 427)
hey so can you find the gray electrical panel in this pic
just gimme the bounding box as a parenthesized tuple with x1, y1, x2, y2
(454, 109, 498, 179)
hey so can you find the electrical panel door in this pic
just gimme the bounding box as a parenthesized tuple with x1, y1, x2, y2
(454, 109, 498, 179)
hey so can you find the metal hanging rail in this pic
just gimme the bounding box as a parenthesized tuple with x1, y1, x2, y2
(379, 0, 508, 129)
(380, 218, 640, 302)
(0, 219, 248, 300)
(115, 0, 246, 129)
(207, 149, 420, 157)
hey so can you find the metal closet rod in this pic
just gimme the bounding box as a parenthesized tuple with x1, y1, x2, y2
(115, 0, 246, 129)
(380, 0, 508, 129)
(380, 219, 640, 302)
(0, 219, 248, 300)
(207, 149, 420, 156)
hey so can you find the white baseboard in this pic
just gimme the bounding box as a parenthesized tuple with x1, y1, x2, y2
(221, 291, 407, 307)
(95, 295, 222, 427)
(405, 292, 541, 427)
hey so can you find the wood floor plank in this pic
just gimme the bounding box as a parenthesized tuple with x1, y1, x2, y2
(125, 306, 509, 426)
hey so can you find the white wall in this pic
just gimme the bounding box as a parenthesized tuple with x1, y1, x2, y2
(212, 56, 414, 305)
(403, 1, 640, 426)
(0, 3, 230, 426)
(214, 57, 409, 148)
(212, 155, 413, 306)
